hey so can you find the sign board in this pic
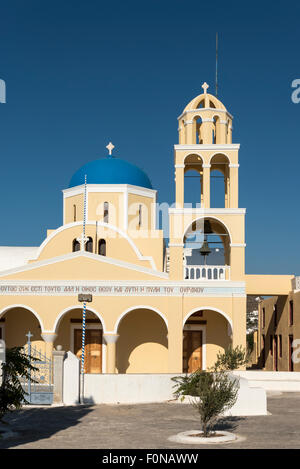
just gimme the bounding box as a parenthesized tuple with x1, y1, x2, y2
(78, 293, 93, 302)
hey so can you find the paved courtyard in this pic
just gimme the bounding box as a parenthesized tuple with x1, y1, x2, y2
(0, 392, 300, 449)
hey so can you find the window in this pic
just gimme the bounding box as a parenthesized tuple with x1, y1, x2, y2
(289, 300, 294, 326)
(85, 237, 93, 253)
(98, 239, 106, 256)
(270, 335, 273, 356)
(289, 335, 294, 371)
(274, 304, 278, 328)
(279, 335, 282, 358)
(72, 239, 80, 252)
(262, 334, 266, 367)
(104, 202, 109, 223)
(262, 307, 265, 328)
(138, 204, 142, 227)
(73, 204, 77, 222)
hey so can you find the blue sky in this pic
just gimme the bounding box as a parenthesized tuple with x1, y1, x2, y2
(0, 0, 299, 275)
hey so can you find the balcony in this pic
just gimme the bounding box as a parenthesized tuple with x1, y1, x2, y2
(184, 265, 230, 281)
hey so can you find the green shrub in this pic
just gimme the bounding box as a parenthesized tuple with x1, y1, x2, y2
(212, 345, 249, 372)
(172, 369, 239, 437)
(0, 347, 38, 422)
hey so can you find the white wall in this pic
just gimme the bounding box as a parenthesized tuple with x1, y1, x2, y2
(233, 371, 300, 392)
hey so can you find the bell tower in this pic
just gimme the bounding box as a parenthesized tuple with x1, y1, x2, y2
(168, 83, 245, 283)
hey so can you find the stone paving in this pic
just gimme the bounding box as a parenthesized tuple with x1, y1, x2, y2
(0, 392, 300, 449)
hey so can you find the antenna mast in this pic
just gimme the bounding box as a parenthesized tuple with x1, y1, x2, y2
(216, 32, 218, 98)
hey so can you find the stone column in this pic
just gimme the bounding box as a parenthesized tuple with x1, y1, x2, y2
(175, 165, 184, 208)
(41, 333, 57, 359)
(103, 333, 119, 374)
(52, 348, 65, 404)
(202, 164, 211, 208)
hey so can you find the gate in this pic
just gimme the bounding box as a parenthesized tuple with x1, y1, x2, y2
(21, 332, 53, 405)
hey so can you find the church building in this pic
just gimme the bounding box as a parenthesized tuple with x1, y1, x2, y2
(0, 83, 294, 375)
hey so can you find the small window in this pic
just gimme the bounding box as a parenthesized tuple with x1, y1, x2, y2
(104, 202, 109, 223)
(138, 204, 142, 227)
(73, 204, 77, 222)
(85, 237, 93, 253)
(262, 308, 265, 328)
(289, 300, 294, 326)
(274, 304, 278, 328)
(279, 335, 282, 358)
(72, 239, 80, 252)
(98, 239, 106, 256)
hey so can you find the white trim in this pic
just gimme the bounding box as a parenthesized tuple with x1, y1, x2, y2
(70, 322, 106, 373)
(54, 304, 107, 335)
(229, 164, 239, 168)
(202, 164, 211, 168)
(230, 243, 246, 248)
(183, 324, 206, 370)
(183, 306, 233, 336)
(174, 144, 240, 151)
(201, 118, 214, 122)
(175, 164, 185, 168)
(0, 250, 167, 279)
(29, 221, 158, 271)
(168, 243, 184, 247)
(63, 184, 157, 199)
(0, 304, 45, 332)
(169, 208, 246, 215)
(113, 305, 168, 334)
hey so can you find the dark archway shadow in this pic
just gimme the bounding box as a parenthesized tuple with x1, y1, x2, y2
(0, 405, 94, 449)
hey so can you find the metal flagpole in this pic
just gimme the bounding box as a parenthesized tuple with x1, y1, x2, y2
(80, 175, 87, 404)
(216, 32, 218, 98)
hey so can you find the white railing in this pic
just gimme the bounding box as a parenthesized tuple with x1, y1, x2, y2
(184, 265, 230, 280)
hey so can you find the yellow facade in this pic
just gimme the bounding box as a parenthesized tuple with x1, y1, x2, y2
(0, 83, 294, 374)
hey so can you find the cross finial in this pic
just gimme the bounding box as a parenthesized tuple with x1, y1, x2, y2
(76, 233, 89, 251)
(202, 82, 209, 94)
(106, 142, 115, 156)
(26, 331, 33, 341)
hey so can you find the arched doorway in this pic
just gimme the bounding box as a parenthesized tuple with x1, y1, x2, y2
(0, 305, 44, 351)
(116, 307, 168, 373)
(183, 308, 233, 371)
(55, 307, 104, 373)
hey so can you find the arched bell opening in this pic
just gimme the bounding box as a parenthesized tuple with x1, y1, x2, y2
(210, 153, 230, 208)
(183, 217, 231, 280)
(184, 154, 203, 207)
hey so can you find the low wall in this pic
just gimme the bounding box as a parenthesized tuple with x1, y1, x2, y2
(83, 373, 267, 415)
(84, 374, 179, 404)
(233, 371, 300, 392)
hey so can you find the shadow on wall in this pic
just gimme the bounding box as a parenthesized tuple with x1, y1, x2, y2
(116, 309, 168, 373)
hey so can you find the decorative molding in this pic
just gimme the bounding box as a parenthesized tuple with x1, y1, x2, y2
(168, 243, 184, 248)
(175, 164, 185, 168)
(230, 243, 246, 248)
(229, 164, 239, 168)
(63, 184, 157, 199)
(169, 208, 246, 215)
(177, 108, 234, 121)
(174, 144, 240, 151)
(103, 333, 119, 344)
(0, 250, 166, 279)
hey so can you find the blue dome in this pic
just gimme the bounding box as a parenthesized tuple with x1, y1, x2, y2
(69, 157, 153, 189)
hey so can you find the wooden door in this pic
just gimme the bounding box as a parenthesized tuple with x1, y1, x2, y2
(183, 330, 203, 373)
(74, 328, 102, 373)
